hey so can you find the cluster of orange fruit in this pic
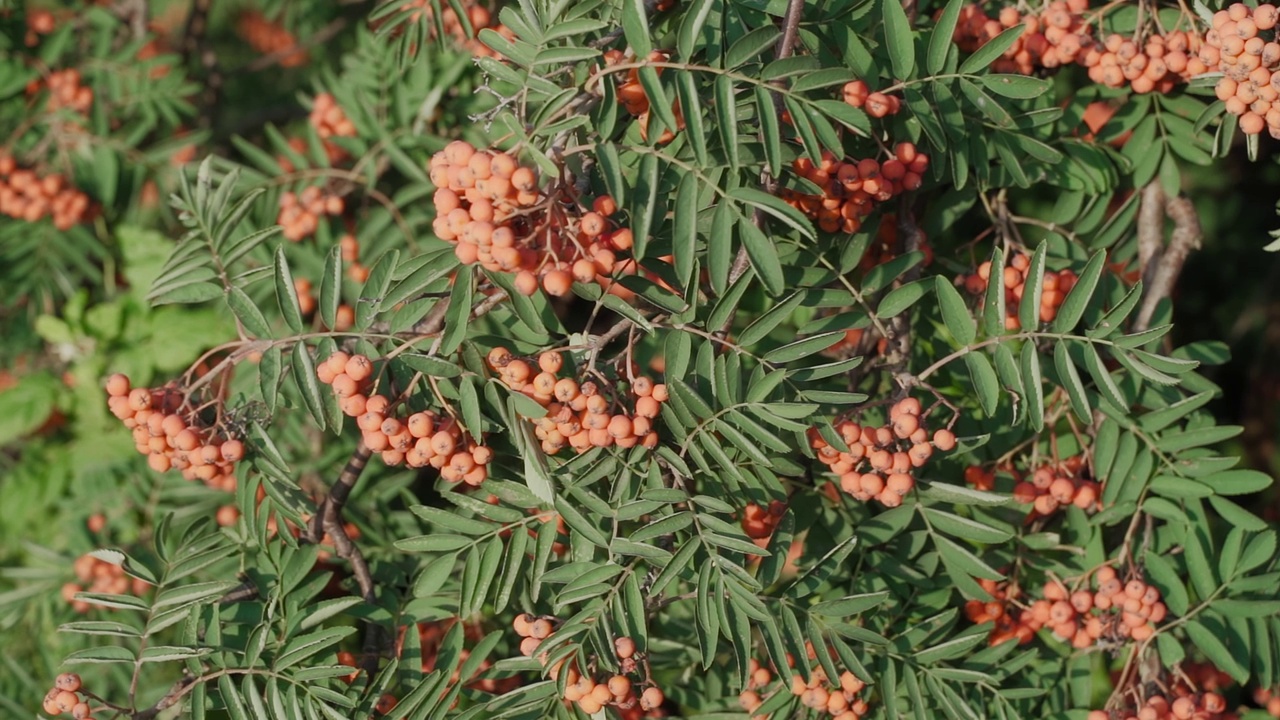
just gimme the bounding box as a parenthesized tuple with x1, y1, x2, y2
(964, 578, 1044, 646)
(1008, 455, 1101, 516)
(400, 0, 514, 58)
(1083, 30, 1208, 93)
(740, 500, 786, 550)
(953, 0, 1091, 74)
(305, 92, 356, 164)
(42, 674, 98, 719)
(317, 352, 491, 482)
(237, 10, 308, 68)
(1038, 568, 1166, 648)
(1088, 684, 1231, 720)
(1255, 687, 1280, 716)
(810, 398, 956, 508)
(0, 156, 94, 229)
(603, 49, 686, 143)
(105, 374, 245, 493)
(959, 251, 1079, 327)
(487, 346, 665, 454)
(1207, 3, 1280, 136)
(27, 68, 94, 113)
(429, 140, 644, 298)
(24, 8, 55, 45)
(61, 553, 151, 614)
(840, 80, 902, 118)
(739, 650, 871, 719)
(783, 145, 930, 235)
(858, 214, 935, 272)
(279, 186, 345, 242)
(514, 615, 665, 716)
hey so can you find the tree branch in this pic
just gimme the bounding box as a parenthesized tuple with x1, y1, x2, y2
(1136, 181, 1165, 290)
(1134, 194, 1201, 333)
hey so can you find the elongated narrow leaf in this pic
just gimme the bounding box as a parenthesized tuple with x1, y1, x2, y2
(715, 75, 740, 170)
(882, 0, 915, 79)
(1052, 250, 1104, 332)
(631, 153, 661, 260)
(1054, 342, 1091, 420)
(965, 351, 999, 417)
(936, 276, 976, 345)
(274, 247, 305, 333)
(1021, 341, 1044, 431)
(291, 343, 327, 431)
(738, 210, 786, 296)
(227, 286, 272, 339)
(621, 0, 652, 57)
(982, 246, 1006, 337)
(318, 246, 342, 331)
(929, 0, 964, 73)
(1018, 244, 1047, 331)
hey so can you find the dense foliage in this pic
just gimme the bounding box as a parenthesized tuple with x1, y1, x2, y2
(3, 0, 1280, 719)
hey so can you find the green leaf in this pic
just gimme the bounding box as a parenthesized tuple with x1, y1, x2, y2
(923, 507, 1013, 543)
(936, 276, 976, 345)
(982, 246, 1006, 337)
(882, 0, 916, 79)
(959, 25, 1025, 73)
(981, 74, 1051, 99)
(928, 0, 963, 74)
(1185, 618, 1248, 683)
(227, 286, 272, 339)
(356, 249, 400, 330)
(715, 75, 740, 171)
(673, 173, 699, 290)
(631, 152, 661, 261)
(273, 247, 304, 333)
(738, 211, 786, 296)
(764, 331, 845, 363)
(1018, 244, 1047, 331)
(319, 246, 342, 332)
(291, 343, 327, 431)
(1054, 342, 1091, 421)
(1021, 341, 1044, 431)
(620, 0, 652, 57)
(725, 27, 781, 68)
(965, 351, 999, 417)
(1052, 251, 1104, 332)
(879, 279, 928, 318)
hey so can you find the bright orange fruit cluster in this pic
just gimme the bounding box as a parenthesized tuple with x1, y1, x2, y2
(279, 186, 345, 242)
(0, 156, 93, 229)
(237, 10, 308, 67)
(513, 615, 665, 715)
(1034, 568, 1165, 648)
(1083, 30, 1207, 93)
(400, 0, 514, 58)
(27, 68, 94, 113)
(783, 145, 929, 234)
(959, 251, 1079, 327)
(307, 92, 355, 164)
(1009, 455, 1101, 516)
(429, 140, 642, 298)
(317, 352, 490, 482)
(488, 347, 665, 454)
(740, 500, 786, 549)
(739, 648, 870, 719)
(964, 578, 1044, 646)
(1208, 3, 1280, 136)
(1088, 684, 1230, 720)
(61, 554, 151, 614)
(105, 374, 244, 492)
(42, 673, 97, 719)
(810, 398, 955, 508)
(840, 80, 901, 118)
(603, 49, 686, 143)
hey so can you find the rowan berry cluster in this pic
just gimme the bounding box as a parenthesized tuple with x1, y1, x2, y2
(1088, 683, 1231, 720)
(1254, 686, 1280, 716)
(1034, 567, 1166, 648)
(317, 352, 491, 482)
(279, 186, 345, 242)
(340, 233, 368, 281)
(840, 80, 901, 118)
(105, 373, 245, 492)
(429, 140, 640, 298)
(30, 69, 94, 113)
(739, 652, 870, 719)
(1009, 455, 1101, 516)
(42, 673, 97, 719)
(237, 10, 308, 68)
(61, 553, 151, 614)
(307, 93, 355, 164)
(959, 251, 1079, 327)
(964, 578, 1043, 646)
(1082, 30, 1207, 93)
(604, 49, 685, 143)
(488, 346, 665, 454)
(0, 157, 93, 229)
(514, 615, 665, 715)
(810, 398, 956, 508)
(740, 500, 786, 550)
(1207, 3, 1280, 136)
(783, 145, 929, 234)
(953, 0, 1092, 75)
(25, 9, 55, 45)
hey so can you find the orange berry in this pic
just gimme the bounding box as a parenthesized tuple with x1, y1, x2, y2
(932, 428, 956, 451)
(640, 687, 664, 711)
(615, 636, 636, 658)
(105, 373, 130, 397)
(55, 673, 82, 692)
(542, 269, 573, 296)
